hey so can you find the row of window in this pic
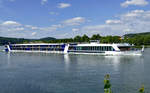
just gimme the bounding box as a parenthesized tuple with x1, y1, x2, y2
(10, 45, 65, 48)
(69, 46, 115, 51)
(10, 48, 64, 51)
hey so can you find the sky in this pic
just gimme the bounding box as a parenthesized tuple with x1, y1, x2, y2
(0, 0, 150, 39)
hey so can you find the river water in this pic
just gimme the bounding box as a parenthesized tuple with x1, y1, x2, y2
(0, 46, 150, 93)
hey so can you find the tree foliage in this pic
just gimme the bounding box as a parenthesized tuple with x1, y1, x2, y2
(1, 33, 150, 46)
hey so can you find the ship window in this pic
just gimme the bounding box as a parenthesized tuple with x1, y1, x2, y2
(94, 46, 96, 50)
(95, 46, 97, 50)
(105, 46, 108, 51)
(33, 45, 40, 47)
(82, 47, 85, 50)
(90, 47, 92, 50)
(76, 47, 78, 50)
(101, 47, 103, 51)
(40, 45, 48, 48)
(78, 47, 80, 50)
(22, 45, 26, 47)
(69, 46, 75, 50)
(86, 47, 88, 50)
(83, 47, 87, 50)
(106, 46, 109, 51)
(89, 47, 91, 50)
(96, 46, 98, 50)
(118, 46, 130, 51)
(93, 46, 95, 50)
(32, 48, 39, 50)
(106, 46, 108, 51)
(105, 46, 107, 51)
(92, 47, 94, 50)
(108, 46, 110, 51)
(98, 46, 100, 50)
(102, 46, 105, 51)
(91, 47, 93, 50)
(109, 46, 113, 51)
(27, 45, 32, 47)
(76, 46, 82, 50)
(86, 47, 89, 50)
(99, 46, 101, 51)
(103, 46, 105, 51)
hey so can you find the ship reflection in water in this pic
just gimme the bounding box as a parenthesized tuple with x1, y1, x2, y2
(64, 54, 144, 72)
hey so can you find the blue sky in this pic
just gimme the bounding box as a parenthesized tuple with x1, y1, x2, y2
(0, 0, 150, 38)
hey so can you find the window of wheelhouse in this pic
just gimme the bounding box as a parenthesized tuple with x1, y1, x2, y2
(69, 46, 75, 50)
(118, 46, 131, 51)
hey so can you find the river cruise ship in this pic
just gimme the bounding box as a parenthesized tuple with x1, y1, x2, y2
(5, 41, 144, 56)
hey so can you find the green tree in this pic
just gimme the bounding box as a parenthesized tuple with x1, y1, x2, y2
(112, 36, 121, 43)
(90, 34, 101, 40)
(81, 34, 89, 42)
(144, 35, 150, 45)
(74, 35, 82, 42)
(134, 36, 144, 45)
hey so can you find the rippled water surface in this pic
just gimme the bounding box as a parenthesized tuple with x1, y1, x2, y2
(0, 46, 150, 93)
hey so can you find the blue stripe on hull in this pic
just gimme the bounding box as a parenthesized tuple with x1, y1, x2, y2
(5, 49, 9, 52)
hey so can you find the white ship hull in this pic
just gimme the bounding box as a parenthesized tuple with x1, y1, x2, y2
(68, 51, 142, 56)
(5, 43, 144, 56)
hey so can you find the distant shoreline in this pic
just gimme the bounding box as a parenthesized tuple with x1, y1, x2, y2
(1, 32, 150, 46)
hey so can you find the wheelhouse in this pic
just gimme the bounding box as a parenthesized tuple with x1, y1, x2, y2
(118, 46, 131, 51)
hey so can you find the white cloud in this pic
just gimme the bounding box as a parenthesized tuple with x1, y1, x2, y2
(81, 24, 130, 36)
(31, 32, 37, 36)
(81, 10, 150, 36)
(56, 33, 70, 38)
(1, 21, 21, 26)
(120, 10, 150, 21)
(72, 28, 79, 32)
(41, 0, 48, 5)
(62, 17, 86, 26)
(39, 24, 63, 32)
(123, 29, 134, 32)
(14, 27, 24, 31)
(2, 10, 150, 38)
(25, 25, 33, 28)
(25, 25, 39, 30)
(121, 0, 149, 7)
(0, 22, 42, 38)
(57, 3, 71, 8)
(51, 24, 63, 28)
(105, 20, 122, 24)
